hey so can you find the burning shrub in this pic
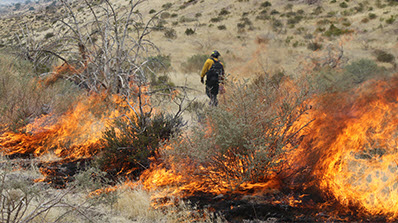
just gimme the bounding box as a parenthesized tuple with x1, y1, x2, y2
(161, 74, 311, 191)
(0, 52, 81, 131)
(97, 112, 184, 177)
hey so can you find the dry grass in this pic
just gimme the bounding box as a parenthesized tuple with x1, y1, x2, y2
(0, 50, 82, 130)
(115, 185, 225, 223)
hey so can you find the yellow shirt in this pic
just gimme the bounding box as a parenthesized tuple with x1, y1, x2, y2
(200, 58, 224, 79)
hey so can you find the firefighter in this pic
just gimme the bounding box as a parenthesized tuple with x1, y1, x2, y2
(200, 50, 225, 106)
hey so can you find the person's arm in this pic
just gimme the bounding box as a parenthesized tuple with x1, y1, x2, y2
(200, 59, 213, 79)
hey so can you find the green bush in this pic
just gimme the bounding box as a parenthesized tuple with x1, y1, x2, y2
(339, 2, 348, 8)
(98, 113, 183, 177)
(309, 59, 385, 93)
(163, 74, 310, 190)
(44, 32, 55, 39)
(261, 1, 272, 7)
(386, 16, 396, 24)
(270, 9, 280, 15)
(185, 28, 195, 35)
(369, 13, 377, 19)
(210, 16, 223, 23)
(146, 54, 171, 74)
(217, 25, 227, 30)
(181, 54, 208, 73)
(343, 59, 383, 84)
(374, 49, 395, 63)
(324, 24, 352, 37)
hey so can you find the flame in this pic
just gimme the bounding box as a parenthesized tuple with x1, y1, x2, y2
(137, 74, 398, 219)
(292, 76, 398, 218)
(2, 57, 398, 220)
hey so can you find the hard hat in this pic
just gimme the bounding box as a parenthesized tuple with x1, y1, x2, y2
(211, 50, 220, 58)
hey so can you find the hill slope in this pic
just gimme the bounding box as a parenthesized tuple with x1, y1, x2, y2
(0, 0, 397, 79)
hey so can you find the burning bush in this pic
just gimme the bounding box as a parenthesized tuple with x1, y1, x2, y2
(97, 112, 184, 177)
(153, 73, 312, 193)
(0, 52, 82, 131)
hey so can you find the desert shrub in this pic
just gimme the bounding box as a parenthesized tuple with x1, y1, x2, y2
(97, 113, 184, 177)
(146, 54, 171, 74)
(164, 28, 177, 39)
(181, 54, 208, 73)
(369, 13, 377, 19)
(309, 59, 385, 93)
(324, 24, 352, 37)
(270, 9, 280, 15)
(160, 12, 171, 19)
(163, 74, 311, 190)
(44, 32, 54, 39)
(210, 16, 223, 23)
(149, 9, 156, 14)
(385, 16, 396, 24)
(374, 49, 395, 63)
(162, 3, 173, 9)
(307, 41, 322, 51)
(272, 19, 283, 30)
(362, 17, 369, 23)
(339, 2, 348, 8)
(217, 25, 227, 30)
(312, 6, 323, 15)
(261, 1, 272, 7)
(185, 28, 195, 35)
(354, 3, 365, 12)
(0, 52, 81, 130)
(343, 59, 384, 84)
(219, 8, 230, 16)
(287, 15, 303, 26)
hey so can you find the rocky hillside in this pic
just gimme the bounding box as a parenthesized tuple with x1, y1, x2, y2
(0, 0, 397, 79)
